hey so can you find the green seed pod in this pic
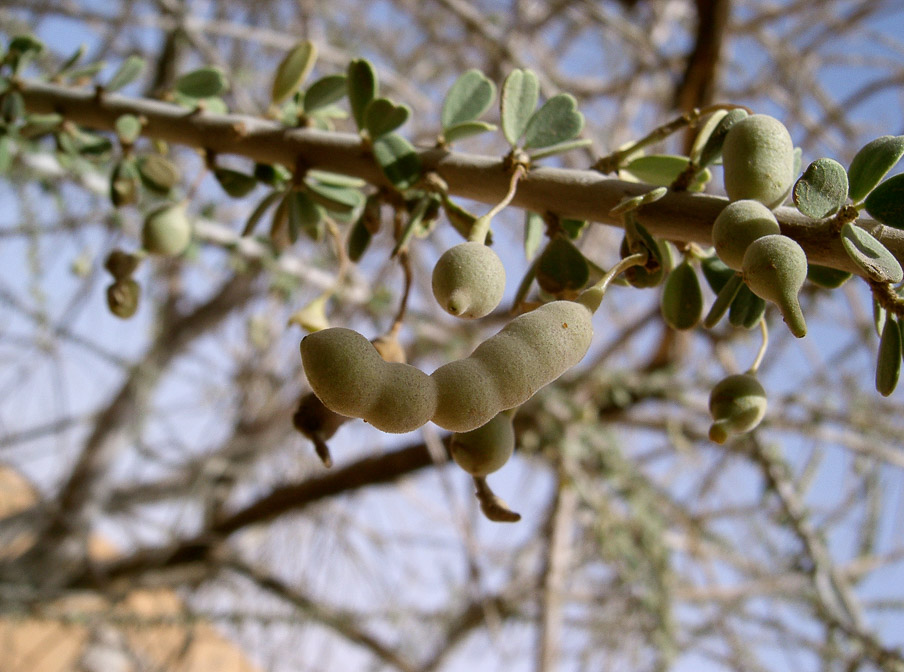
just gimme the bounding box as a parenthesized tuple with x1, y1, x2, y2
(142, 203, 192, 256)
(711, 199, 781, 271)
(722, 114, 795, 208)
(708, 373, 767, 444)
(450, 412, 515, 476)
(660, 260, 703, 330)
(300, 327, 438, 433)
(432, 241, 506, 319)
(106, 279, 140, 319)
(741, 234, 808, 338)
(432, 300, 593, 432)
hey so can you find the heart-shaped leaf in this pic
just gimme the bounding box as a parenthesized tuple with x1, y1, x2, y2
(661, 260, 703, 330)
(303, 74, 347, 112)
(442, 121, 497, 144)
(442, 69, 496, 129)
(876, 317, 902, 396)
(806, 264, 851, 289)
(522, 94, 584, 150)
(536, 234, 590, 295)
(214, 168, 258, 198)
(106, 55, 145, 93)
(271, 40, 317, 105)
(347, 59, 378, 131)
(500, 69, 539, 147)
(363, 97, 410, 139)
(373, 133, 421, 190)
(114, 114, 142, 144)
(175, 66, 228, 99)
(840, 221, 903, 283)
(288, 190, 323, 242)
(793, 158, 848, 219)
(848, 135, 904, 202)
(865, 173, 904, 229)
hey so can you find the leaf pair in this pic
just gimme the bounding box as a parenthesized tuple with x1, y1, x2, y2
(347, 59, 410, 139)
(500, 69, 587, 157)
(440, 69, 497, 144)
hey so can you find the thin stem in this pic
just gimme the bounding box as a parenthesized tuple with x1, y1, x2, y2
(748, 318, 769, 374)
(468, 164, 527, 243)
(577, 252, 648, 313)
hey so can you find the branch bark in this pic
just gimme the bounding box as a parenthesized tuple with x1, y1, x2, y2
(17, 79, 904, 277)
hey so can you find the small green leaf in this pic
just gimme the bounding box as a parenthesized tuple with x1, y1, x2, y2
(865, 173, 904, 229)
(19, 113, 63, 139)
(524, 212, 544, 261)
(214, 168, 258, 198)
(442, 196, 479, 241)
(347, 59, 378, 130)
(289, 190, 323, 242)
(621, 219, 671, 288)
(272, 40, 317, 105)
(303, 74, 347, 112)
(621, 154, 694, 187)
(807, 264, 851, 289)
(175, 67, 228, 99)
(696, 109, 748, 169)
(306, 170, 366, 188)
(0, 136, 15, 174)
(522, 93, 584, 150)
(526, 138, 593, 161)
(874, 298, 887, 338)
(1, 91, 24, 123)
(115, 114, 142, 144)
(137, 154, 180, 194)
(110, 159, 140, 207)
(689, 110, 728, 164)
(876, 317, 902, 396)
(57, 44, 86, 76)
(661, 260, 703, 330)
(442, 69, 496, 129)
(560, 218, 588, 240)
(253, 163, 292, 187)
(242, 190, 283, 237)
(347, 213, 373, 262)
(106, 55, 145, 93)
(536, 234, 590, 295)
(304, 181, 364, 213)
(63, 61, 107, 82)
(442, 121, 497, 144)
(363, 97, 410, 139)
(848, 135, 904, 203)
(703, 273, 743, 329)
(8, 35, 44, 55)
(372, 133, 421, 190)
(500, 69, 539, 147)
(728, 285, 766, 330)
(701, 255, 735, 294)
(840, 221, 903, 283)
(793, 158, 848, 219)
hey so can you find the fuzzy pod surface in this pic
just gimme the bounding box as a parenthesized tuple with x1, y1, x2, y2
(450, 412, 516, 476)
(142, 203, 192, 256)
(708, 373, 767, 443)
(741, 234, 808, 338)
(432, 241, 506, 319)
(712, 199, 781, 271)
(722, 114, 796, 208)
(431, 300, 594, 432)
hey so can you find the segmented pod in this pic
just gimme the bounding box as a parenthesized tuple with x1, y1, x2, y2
(432, 241, 506, 319)
(300, 327, 438, 433)
(741, 234, 808, 338)
(711, 199, 781, 271)
(450, 412, 515, 476)
(722, 114, 796, 208)
(431, 300, 594, 432)
(708, 373, 768, 444)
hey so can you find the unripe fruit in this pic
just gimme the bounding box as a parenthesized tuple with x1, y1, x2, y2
(722, 114, 795, 208)
(712, 199, 781, 271)
(142, 203, 192, 256)
(106, 279, 140, 319)
(741, 234, 808, 338)
(450, 412, 515, 476)
(708, 373, 767, 444)
(432, 241, 506, 319)
(300, 328, 438, 434)
(431, 300, 593, 432)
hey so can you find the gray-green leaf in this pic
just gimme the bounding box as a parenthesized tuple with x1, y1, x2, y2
(442, 121, 497, 144)
(175, 67, 228, 99)
(373, 133, 421, 190)
(864, 173, 904, 229)
(848, 135, 904, 203)
(500, 69, 539, 147)
(363, 97, 410, 139)
(271, 41, 317, 105)
(522, 93, 584, 150)
(840, 221, 903, 283)
(793, 158, 848, 219)
(214, 168, 258, 198)
(303, 74, 347, 112)
(106, 55, 145, 93)
(442, 69, 496, 129)
(876, 317, 901, 396)
(661, 260, 703, 330)
(347, 59, 378, 131)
